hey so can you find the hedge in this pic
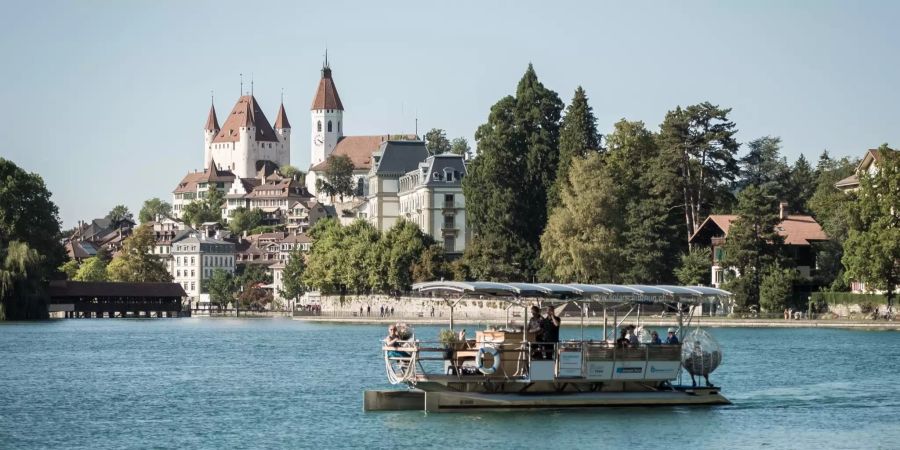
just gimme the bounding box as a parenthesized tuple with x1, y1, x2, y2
(810, 292, 888, 305)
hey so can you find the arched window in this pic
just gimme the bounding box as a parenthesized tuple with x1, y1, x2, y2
(317, 121, 322, 132)
(338, 121, 342, 132)
(327, 121, 333, 132)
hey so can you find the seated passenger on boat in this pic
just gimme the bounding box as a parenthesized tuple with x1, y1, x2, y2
(665, 328, 679, 345)
(626, 325, 639, 346)
(385, 325, 410, 358)
(650, 330, 661, 345)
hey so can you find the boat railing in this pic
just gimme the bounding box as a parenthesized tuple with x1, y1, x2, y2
(383, 339, 684, 383)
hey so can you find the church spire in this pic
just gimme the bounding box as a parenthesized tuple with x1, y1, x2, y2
(204, 100, 220, 132)
(311, 56, 344, 111)
(275, 102, 291, 129)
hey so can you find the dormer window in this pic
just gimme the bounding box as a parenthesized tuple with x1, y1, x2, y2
(433, 171, 442, 181)
(444, 168, 454, 182)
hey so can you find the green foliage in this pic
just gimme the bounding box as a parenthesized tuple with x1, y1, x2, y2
(424, 128, 451, 155)
(675, 248, 711, 285)
(279, 165, 305, 180)
(106, 204, 133, 223)
(280, 250, 307, 301)
(382, 220, 433, 292)
(59, 259, 79, 279)
(181, 187, 224, 228)
(842, 147, 900, 307)
(738, 136, 790, 199)
(787, 154, 816, 214)
(248, 224, 285, 235)
(236, 263, 272, 289)
(807, 151, 857, 287)
(655, 103, 740, 242)
(412, 244, 450, 282)
(228, 207, 264, 236)
(449, 137, 470, 157)
(203, 268, 234, 306)
(0, 158, 65, 319)
(549, 86, 601, 209)
(759, 264, 798, 312)
(138, 198, 172, 223)
(438, 328, 460, 346)
(317, 155, 355, 202)
(463, 65, 563, 280)
(73, 256, 107, 282)
(106, 224, 171, 283)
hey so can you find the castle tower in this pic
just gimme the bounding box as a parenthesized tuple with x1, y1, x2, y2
(310, 58, 344, 167)
(274, 101, 291, 168)
(208, 94, 281, 178)
(203, 102, 220, 169)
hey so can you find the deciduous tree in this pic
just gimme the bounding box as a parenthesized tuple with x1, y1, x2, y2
(450, 138, 470, 158)
(317, 155, 355, 202)
(73, 256, 107, 281)
(138, 198, 172, 223)
(106, 205, 133, 223)
(280, 250, 307, 302)
(424, 128, 451, 155)
(106, 224, 171, 283)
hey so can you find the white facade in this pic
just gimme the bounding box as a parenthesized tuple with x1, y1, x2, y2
(170, 234, 236, 302)
(310, 107, 343, 167)
(397, 154, 469, 254)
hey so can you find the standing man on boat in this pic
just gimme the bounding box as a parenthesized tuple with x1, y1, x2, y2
(542, 306, 561, 359)
(527, 305, 545, 359)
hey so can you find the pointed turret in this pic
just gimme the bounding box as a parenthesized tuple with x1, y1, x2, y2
(205, 104, 220, 132)
(311, 61, 344, 111)
(275, 103, 291, 129)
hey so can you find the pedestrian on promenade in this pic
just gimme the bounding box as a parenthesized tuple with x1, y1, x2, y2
(390, 306, 394, 316)
(367, 305, 371, 316)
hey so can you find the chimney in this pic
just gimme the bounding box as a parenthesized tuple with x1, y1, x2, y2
(779, 201, 789, 220)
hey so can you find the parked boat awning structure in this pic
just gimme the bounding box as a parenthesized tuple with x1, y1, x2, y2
(411, 281, 731, 304)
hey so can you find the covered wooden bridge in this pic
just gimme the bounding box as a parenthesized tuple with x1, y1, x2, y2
(48, 281, 188, 318)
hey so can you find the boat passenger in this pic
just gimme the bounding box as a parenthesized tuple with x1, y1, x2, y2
(616, 329, 630, 348)
(542, 306, 561, 359)
(527, 306, 545, 359)
(665, 328, 680, 345)
(650, 331, 661, 345)
(385, 325, 410, 358)
(626, 325, 639, 346)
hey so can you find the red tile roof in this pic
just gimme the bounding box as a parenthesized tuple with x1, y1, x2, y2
(213, 95, 279, 143)
(310, 135, 389, 171)
(310, 67, 344, 111)
(690, 214, 828, 246)
(172, 162, 236, 194)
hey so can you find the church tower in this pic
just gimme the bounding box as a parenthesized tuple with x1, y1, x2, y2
(310, 57, 344, 167)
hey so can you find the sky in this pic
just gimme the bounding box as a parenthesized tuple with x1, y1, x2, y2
(1, 0, 899, 227)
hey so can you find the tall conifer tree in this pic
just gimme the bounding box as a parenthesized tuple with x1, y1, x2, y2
(549, 86, 601, 208)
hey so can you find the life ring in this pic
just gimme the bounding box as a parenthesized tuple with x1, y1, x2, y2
(476, 346, 501, 375)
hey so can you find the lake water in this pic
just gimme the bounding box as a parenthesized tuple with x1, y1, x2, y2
(1, 319, 899, 449)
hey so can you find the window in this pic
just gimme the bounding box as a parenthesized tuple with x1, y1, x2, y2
(338, 121, 341, 132)
(190, 282, 195, 292)
(191, 270, 195, 277)
(715, 248, 725, 262)
(443, 236, 455, 253)
(327, 121, 333, 132)
(191, 257, 195, 265)
(714, 269, 723, 285)
(317, 121, 322, 132)
(444, 168, 454, 182)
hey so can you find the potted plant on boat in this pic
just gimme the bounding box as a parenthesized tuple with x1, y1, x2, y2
(438, 328, 460, 360)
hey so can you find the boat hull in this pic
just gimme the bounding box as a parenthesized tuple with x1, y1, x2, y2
(364, 387, 730, 412)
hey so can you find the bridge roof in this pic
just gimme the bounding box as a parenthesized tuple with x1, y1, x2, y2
(48, 281, 187, 300)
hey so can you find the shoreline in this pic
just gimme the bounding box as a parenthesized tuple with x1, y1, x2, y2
(291, 316, 900, 330)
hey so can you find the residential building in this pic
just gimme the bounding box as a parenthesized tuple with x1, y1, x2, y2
(366, 140, 430, 232)
(688, 202, 828, 288)
(399, 154, 469, 254)
(65, 217, 135, 260)
(172, 161, 235, 219)
(835, 148, 896, 192)
(170, 233, 236, 305)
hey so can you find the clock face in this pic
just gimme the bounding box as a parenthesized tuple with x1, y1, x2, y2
(314, 135, 324, 146)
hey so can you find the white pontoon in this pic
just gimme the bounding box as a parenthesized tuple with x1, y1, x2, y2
(364, 281, 731, 412)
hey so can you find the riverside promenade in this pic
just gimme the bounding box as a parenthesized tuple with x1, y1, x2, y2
(293, 314, 900, 330)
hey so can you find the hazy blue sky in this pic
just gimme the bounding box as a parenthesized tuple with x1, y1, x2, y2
(2, 0, 898, 227)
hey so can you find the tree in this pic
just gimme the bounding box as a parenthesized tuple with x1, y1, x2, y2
(808, 152, 857, 288)
(59, 259, 79, 279)
(204, 268, 234, 306)
(73, 256, 107, 281)
(412, 244, 449, 282)
(738, 136, 790, 199)
(787, 154, 816, 214)
(236, 263, 272, 289)
(280, 250, 307, 302)
(279, 164, 305, 180)
(721, 185, 784, 309)
(106, 205, 133, 223)
(424, 128, 451, 155)
(656, 103, 740, 243)
(1, 158, 65, 320)
(316, 155, 355, 202)
(842, 145, 899, 314)
(138, 198, 172, 223)
(382, 220, 432, 292)
(303, 219, 346, 294)
(759, 264, 798, 312)
(541, 152, 626, 283)
(228, 207, 264, 236)
(106, 224, 171, 282)
(463, 65, 563, 280)
(549, 86, 601, 209)
(675, 248, 712, 285)
(450, 138, 471, 158)
(181, 187, 224, 228)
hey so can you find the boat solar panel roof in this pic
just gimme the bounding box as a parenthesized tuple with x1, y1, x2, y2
(411, 281, 731, 303)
